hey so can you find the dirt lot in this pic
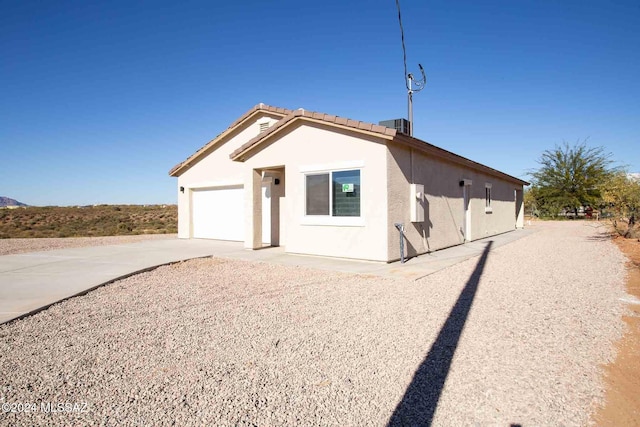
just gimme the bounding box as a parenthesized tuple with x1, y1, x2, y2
(594, 233, 640, 426)
(0, 222, 632, 425)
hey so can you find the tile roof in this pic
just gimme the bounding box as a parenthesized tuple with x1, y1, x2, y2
(170, 103, 529, 186)
(229, 108, 397, 160)
(168, 103, 293, 176)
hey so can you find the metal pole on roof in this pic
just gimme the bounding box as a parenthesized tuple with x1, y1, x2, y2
(406, 65, 426, 137)
(408, 74, 413, 136)
(396, 0, 426, 137)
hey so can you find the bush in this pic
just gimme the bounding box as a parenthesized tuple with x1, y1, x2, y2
(0, 205, 177, 238)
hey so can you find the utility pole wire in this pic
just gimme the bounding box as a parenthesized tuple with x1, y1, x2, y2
(396, 0, 410, 91)
(395, 0, 426, 137)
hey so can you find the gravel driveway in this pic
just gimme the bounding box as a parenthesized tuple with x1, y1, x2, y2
(0, 222, 628, 426)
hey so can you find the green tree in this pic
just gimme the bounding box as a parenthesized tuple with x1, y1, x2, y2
(524, 186, 540, 217)
(530, 141, 614, 216)
(601, 172, 640, 237)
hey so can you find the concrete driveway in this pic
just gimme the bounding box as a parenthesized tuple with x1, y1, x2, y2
(0, 229, 535, 324)
(0, 239, 227, 324)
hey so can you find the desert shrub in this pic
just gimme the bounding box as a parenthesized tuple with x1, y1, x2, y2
(117, 223, 133, 233)
(0, 205, 177, 238)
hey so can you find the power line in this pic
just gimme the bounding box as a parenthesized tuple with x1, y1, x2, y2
(396, 0, 409, 91)
(394, 0, 426, 137)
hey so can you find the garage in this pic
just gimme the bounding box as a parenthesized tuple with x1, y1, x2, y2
(191, 185, 271, 243)
(191, 186, 244, 241)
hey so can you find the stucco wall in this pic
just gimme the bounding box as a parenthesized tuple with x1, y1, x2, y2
(386, 142, 522, 261)
(176, 114, 281, 238)
(176, 113, 524, 262)
(243, 122, 389, 262)
(468, 177, 517, 240)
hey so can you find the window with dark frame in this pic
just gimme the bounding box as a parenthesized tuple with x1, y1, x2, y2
(305, 170, 361, 217)
(332, 170, 360, 217)
(485, 185, 492, 208)
(305, 174, 330, 215)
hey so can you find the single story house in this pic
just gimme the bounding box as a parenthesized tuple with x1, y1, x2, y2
(169, 104, 528, 262)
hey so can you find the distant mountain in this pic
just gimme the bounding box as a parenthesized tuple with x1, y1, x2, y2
(0, 197, 28, 207)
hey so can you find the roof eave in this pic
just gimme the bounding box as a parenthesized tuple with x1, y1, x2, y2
(393, 134, 530, 186)
(169, 106, 290, 177)
(229, 115, 395, 161)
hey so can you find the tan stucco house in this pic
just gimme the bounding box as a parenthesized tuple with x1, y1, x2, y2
(169, 104, 528, 262)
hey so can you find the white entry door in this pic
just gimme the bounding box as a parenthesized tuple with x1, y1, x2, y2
(262, 185, 271, 245)
(191, 186, 244, 241)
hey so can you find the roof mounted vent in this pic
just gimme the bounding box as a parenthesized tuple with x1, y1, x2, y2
(379, 118, 410, 135)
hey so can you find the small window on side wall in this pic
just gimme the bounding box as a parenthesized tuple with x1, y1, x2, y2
(485, 183, 492, 212)
(305, 169, 361, 217)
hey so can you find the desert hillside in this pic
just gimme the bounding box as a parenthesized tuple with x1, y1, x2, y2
(0, 196, 28, 207)
(0, 205, 177, 238)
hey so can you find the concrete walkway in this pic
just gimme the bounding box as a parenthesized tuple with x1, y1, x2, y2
(249, 228, 536, 279)
(0, 228, 535, 324)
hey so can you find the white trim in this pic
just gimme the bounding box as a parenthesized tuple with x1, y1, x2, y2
(462, 179, 473, 186)
(485, 182, 492, 211)
(187, 179, 243, 190)
(300, 216, 365, 227)
(299, 160, 365, 173)
(301, 167, 364, 224)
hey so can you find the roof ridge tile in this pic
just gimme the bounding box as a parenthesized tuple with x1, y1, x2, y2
(172, 103, 528, 185)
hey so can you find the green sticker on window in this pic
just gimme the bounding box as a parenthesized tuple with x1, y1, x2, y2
(342, 183, 354, 193)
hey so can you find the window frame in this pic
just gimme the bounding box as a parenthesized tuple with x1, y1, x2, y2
(305, 173, 331, 216)
(485, 183, 493, 213)
(301, 163, 364, 227)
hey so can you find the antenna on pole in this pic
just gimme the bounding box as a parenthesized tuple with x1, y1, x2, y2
(396, 0, 426, 137)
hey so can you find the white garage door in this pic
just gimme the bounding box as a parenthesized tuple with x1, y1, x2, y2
(192, 186, 244, 241)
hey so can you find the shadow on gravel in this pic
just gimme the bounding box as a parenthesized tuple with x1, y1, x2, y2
(585, 233, 615, 242)
(387, 241, 493, 427)
(582, 223, 615, 242)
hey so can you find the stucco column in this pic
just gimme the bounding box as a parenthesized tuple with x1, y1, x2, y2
(177, 179, 190, 239)
(244, 168, 262, 249)
(463, 180, 472, 242)
(515, 188, 525, 229)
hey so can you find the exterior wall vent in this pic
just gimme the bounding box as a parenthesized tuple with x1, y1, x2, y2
(379, 118, 410, 135)
(259, 122, 270, 133)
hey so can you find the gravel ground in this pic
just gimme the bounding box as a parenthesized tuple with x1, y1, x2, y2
(0, 222, 629, 426)
(0, 234, 176, 256)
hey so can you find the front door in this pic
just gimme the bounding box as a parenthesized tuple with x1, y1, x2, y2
(262, 183, 271, 245)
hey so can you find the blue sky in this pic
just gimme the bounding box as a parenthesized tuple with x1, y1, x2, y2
(1, 0, 638, 206)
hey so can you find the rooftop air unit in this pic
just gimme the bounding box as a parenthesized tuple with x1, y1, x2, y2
(379, 118, 410, 135)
